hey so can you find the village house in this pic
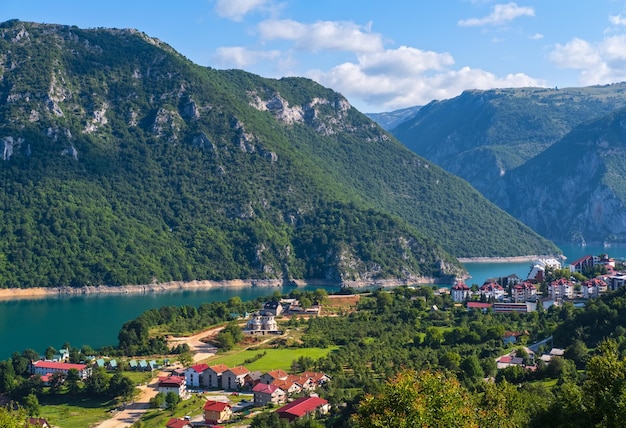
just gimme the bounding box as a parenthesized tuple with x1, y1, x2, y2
(244, 370, 263, 388)
(30, 360, 92, 380)
(203, 400, 233, 424)
(222, 366, 249, 390)
(549, 278, 574, 300)
(300, 371, 330, 388)
(260, 369, 289, 385)
(451, 281, 471, 303)
(252, 382, 286, 406)
(203, 363, 229, 389)
(158, 376, 186, 397)
(479, 282, 505, 301)
(271, 377, 303, 395)
(493, 302, 537, 313)
(276, 396, 330, 422)
(184, 363, 209, 388)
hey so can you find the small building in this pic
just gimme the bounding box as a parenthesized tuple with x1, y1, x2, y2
(222, 366, 249, 390)
(158, 376, 186, 397)
(106, 359, 118, 371)
(252, 382, 286, 406)
(129, 360, 137, 370)
(276, 396, 330, 422)
(203, 400, 233, 424)
(263, 301, 283, 316)
(184, 363, 209, 388)
(244, 370, 263, 388)
(582, 277, 608, 298)
(203, 364, 229, 389)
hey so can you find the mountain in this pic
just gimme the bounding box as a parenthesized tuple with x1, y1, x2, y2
(365, 105, 422, 130)
(488, 106, 626, 245)
(392, 85, 626, 196)
(0, 20, 557, 288)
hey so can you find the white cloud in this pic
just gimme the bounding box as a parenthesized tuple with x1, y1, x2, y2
(549, 35, 626, 85)
(458, 2, 535, 27)
(529, 33, 544, 40)
(214, 0, 269, 21)
(609, 14, 626, 26)
(308, 47, 543, 111)
(213, 46, 282, 68)
(257, 19, 384, 53)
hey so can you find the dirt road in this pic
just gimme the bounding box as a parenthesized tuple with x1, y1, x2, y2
(92, 326, 223, 427)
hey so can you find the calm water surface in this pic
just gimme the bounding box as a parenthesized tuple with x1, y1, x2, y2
(2, 243, 625, 360)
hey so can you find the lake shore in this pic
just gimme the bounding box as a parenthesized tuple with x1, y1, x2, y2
(0, 275, 458, 301)
(458, 254, 560, 264)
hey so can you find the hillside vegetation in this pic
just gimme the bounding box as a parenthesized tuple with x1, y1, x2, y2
(0, 21, 557, 288)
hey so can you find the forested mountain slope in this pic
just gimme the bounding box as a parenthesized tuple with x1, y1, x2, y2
(0, 20, 557, 288)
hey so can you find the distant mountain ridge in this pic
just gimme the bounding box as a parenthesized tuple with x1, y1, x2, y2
(388, 84, 626, 244)
(365, 105, 422, 130)
(0, 20, 557, 288)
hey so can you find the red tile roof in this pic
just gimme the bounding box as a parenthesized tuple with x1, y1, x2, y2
(33, 361, 87, 371)
(467, 302, 492, 309)
(159, 376, 185, 387)
(203, 400, 231, 411)
(253, 383, 282, 394)
(228, 366, 249, 376)
(190, 363, 209, 373)
(166, 418, 191, 428)
(277, 396, 328, 418)
(452, 282, 470, 290)
(209, 364, 229, 374)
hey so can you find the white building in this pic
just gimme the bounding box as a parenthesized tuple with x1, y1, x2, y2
(451, 282, 471, 303)
(30, 360, 91, 380)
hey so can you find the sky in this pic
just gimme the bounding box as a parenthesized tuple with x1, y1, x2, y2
(3, 1, 626, 113)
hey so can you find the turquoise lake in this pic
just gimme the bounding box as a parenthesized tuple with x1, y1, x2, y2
(1, 243, 624, 360)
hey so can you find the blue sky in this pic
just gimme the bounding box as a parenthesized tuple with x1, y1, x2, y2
(2, 1, 626, 112)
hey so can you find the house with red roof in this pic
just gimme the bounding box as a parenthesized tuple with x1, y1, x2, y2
(277, 396, 330, 422)
(252, 382, 286, 406)
(272, 377, 303, 395)
(260, 369, 289, 385)
(166, 418, 192, 428)
(569, 255, 594, 274)
(203, 400, 232, 424)
(30, 360, 92, 380)
(203, 363, 229, 389)
(184, 363, 209, 388)
(158, 376, 186, 397)
(222, 366, 249, 390)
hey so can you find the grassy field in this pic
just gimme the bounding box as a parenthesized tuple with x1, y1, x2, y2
(37, 394, 115, 428)
(206, 346, 339, 372)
